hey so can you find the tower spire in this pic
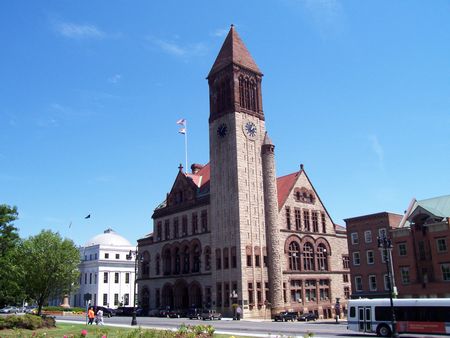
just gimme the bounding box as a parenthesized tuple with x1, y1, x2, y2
(208, 25, 261, 78)
(208, 25, 264, 123)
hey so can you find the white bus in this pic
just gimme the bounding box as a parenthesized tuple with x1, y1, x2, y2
(347, 298, 450, 337)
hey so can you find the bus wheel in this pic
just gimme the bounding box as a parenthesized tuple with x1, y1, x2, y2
(376, 324, 391, 337)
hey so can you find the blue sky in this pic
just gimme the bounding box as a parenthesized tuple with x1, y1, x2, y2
(1, 1, 449, 246)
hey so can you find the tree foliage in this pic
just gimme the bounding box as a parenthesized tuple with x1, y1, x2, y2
(19, 230, 80, 315)
(0, 204, 23, 307)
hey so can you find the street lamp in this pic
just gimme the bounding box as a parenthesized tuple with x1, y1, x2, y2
(127, 247, 143, 326)
(377, 235, 399, 338)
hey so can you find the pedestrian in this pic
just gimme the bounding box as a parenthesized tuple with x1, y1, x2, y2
(96, 309, 104, 325)
(88, 307, 95, 325)
(236, 306, 242, 320)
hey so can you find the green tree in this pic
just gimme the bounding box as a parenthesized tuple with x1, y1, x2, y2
(0, 204, 24, 307)
(19, 230, 80, 315)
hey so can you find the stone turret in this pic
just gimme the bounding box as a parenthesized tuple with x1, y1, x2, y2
(261, 132, 283, 315)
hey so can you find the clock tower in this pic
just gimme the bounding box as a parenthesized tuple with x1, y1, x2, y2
(208, 25, 279, 316)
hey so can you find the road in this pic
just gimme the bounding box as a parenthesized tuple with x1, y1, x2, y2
(56, 315, 358, 337)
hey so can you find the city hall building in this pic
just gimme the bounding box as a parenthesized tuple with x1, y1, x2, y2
(137, 26, 350, 319)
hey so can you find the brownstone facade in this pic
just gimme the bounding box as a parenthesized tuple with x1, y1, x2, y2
(137, 26, 349, 319)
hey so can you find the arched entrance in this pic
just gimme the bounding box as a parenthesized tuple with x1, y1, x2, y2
(161, 283, 174, 309)
(173, 279, 189, 309)
(189, 281, 203, 308)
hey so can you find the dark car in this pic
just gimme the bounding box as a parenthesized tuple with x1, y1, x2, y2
(187, 308, 202, 319)
(156, 308, 170, 317)
(201, 309, 222, 320)
(115, 306, 144, 316)
(298, 312, 317, 321)
(274, 311, 299, 322)
(94, 306, 116, 318)
(167, 309, 186, 318)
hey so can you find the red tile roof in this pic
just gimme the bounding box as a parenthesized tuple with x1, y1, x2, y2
(208, 25, 261, 77)
(186, 163, 210, 189)
(276, 171, 300, 207)
(187, 163, 300, 208)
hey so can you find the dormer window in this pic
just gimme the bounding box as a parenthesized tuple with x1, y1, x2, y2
(294, 187, 315, 204)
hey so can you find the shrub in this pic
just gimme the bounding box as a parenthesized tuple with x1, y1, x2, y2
(0, 314, 56, 330)
(0, 314, 46, 330)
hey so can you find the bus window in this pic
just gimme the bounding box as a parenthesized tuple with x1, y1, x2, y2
(349, 307, 355, 317)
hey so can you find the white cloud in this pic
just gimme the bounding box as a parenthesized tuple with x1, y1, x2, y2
(108, 74, 122, 84)
(151, 38, 208, 58)
(54, 21, 105, 39)
(211, 28, 229, 38)
(368, 134, 384, 170)
(292, 0, 346, 38)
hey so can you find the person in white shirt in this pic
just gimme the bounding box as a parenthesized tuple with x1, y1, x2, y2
(96, 309, 104, 325)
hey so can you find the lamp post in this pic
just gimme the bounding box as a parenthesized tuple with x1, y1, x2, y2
(127, 246, 142, 326)
(377, 235, 399, 338)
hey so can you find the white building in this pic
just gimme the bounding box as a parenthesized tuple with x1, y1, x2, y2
(72, 228, 137, 309)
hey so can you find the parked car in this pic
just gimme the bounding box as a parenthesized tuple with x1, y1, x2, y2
(0, 306, 19, 314)
(24, 306, 37, 314)
(148, 309, 161, 317)
(274, 311, 299, 322)
(115, 306, 144, 316)
(298, 312, 317, 321)
(187, 307, 202, 319)
(201, 309, 222, 320)
(167, 309, 186, 318)
(94, 306, 116, 318)
(157, 308, 170, 317)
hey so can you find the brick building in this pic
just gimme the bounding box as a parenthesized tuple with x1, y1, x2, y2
(345, 212, 403, 298)
(137, 26, 350, 319)
(345, 195, 450, 299)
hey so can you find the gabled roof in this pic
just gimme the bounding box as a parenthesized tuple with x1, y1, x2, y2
(276, 172, 299, 207)
(416, 194, 450, 217)
(276, 166, 336, 226)
(208, 25, 261, 78)
(405, 194, 450, 224)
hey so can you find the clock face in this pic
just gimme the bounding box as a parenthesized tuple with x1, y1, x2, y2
(217, 123, 228, 138)
(244, 121, 257, 138)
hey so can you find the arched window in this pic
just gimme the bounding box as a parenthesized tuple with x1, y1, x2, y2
(239, 76, 257, 112)
(192, 244, 201, 273)
(182, 246, 190, 274)
(288, 242, 301, 271)
(142, 251, 150, 277)
(239, 76, 245, 108)
(317, 244, 328, 271)
(204, 246, 211, 271)
(174, 247, 181, 275)
(303, 243, 315, 271)
(216, 78, 231, 113)
(163, 249, 171, 275)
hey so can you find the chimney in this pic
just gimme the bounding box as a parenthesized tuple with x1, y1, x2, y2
(191, 163, 204, 174)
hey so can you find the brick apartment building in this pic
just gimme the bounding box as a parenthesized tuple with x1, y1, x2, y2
(345, 195, 450, 299)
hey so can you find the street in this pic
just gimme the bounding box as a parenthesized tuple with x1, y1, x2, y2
(56, 315, 356, 338)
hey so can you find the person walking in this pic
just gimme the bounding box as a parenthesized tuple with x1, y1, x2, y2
(96, 309, 104, 325)
(236, 306, 242, 320)
(88, 307, 95, 325)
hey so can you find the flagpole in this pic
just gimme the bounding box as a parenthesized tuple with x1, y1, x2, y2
(184, 120, 188, 174)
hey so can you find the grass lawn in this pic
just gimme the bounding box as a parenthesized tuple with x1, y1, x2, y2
(0, 322, 255, 337)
